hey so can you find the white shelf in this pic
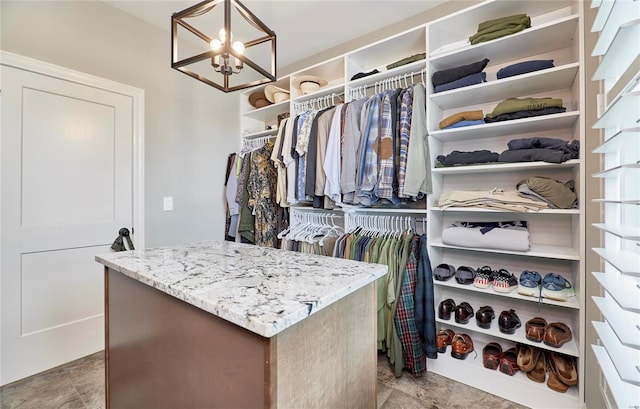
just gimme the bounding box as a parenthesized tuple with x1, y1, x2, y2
(430, 111, 580, 142)
(591, 1, 640, 56)
(341, 207, 427, 215)
(592, 163, 640, 178)
(593, 296, 640, 349)
(431, 241, 579, 261)
(592, 345, 640, 409)
(593, 199, 640, 205)
(347, 60, 425, 89)
(433, 159, 580, 175)
(242, 100, 289, 122)
(431, 207, 579, 215)
(592, 272, 640, 313)
(593, 90, 640, 130)
(430, 15, 579, 71)
(592, 127, 640, 154)
(435, 279, 580, 309)
(291, 83, 344, 105)
(242, 129, 278, 139)
(592, 248, 640, 276)
(593, 223, 640, 240)
(430, 63, 580, 110)
(428, 340, 580, 409)
(593, 321, 640, 386)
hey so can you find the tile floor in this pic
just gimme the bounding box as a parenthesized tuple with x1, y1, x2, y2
(1, 351, 526, 409)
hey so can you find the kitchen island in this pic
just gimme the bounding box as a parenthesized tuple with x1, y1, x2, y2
(95, 240, 387, 409)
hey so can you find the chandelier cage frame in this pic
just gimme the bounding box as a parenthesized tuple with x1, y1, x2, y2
(171, 0, 277, 92)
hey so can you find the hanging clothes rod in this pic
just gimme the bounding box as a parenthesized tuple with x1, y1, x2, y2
(240, 134, 276, 154)
(348, 69, 427, 100)
(292, 92, 344, 115)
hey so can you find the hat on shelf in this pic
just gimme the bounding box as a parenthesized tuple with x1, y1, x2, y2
(265, 85, 290, 103)
(292, 75, 328, 95)
(248, 90, 271, 109)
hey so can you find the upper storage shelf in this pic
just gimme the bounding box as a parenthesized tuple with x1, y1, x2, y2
(289, 56, 344, 101)
(428, 1, 578, 70)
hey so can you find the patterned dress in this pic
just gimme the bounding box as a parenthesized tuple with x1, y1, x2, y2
(247, 141, 279, 248)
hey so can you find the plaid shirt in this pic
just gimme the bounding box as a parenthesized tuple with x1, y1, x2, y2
(397, 87, 413, 198)
(393, 236, 425, 376)
(356, 95, 381, 202)
(376, 92, 395, 202)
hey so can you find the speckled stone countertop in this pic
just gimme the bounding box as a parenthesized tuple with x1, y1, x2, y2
(96, 240, 387, 338)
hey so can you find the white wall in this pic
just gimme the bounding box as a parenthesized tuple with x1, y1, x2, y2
(1, 0, 239, 247)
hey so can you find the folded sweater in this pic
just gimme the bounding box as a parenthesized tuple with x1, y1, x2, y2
(432, 58, 490, 87)
(439, 110, 484, 129)
(486, 97, 564, 118)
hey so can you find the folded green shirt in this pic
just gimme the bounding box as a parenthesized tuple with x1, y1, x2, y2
(470, 15, 531, 44)
(486, 97, 564, 118)
(477, 13, 529, 32)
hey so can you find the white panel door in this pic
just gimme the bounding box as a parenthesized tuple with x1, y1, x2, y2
(1, 64, 134, 385)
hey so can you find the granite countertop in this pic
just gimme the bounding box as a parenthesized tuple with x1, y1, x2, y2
(96, 240, 387, 338)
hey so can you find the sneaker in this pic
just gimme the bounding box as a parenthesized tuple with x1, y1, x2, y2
(541, 273, 575, 301)
(518, 270, 542, 297)
(474, 266, 495, 289)
(493, 269, 518, 293)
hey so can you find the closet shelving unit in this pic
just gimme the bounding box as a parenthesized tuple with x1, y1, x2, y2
(240, 77, 291, 138)
(425, 1, 585, 408)
(589, 0, 640, 407)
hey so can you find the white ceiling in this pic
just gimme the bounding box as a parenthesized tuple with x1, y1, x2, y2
(102, 0, 446, 69)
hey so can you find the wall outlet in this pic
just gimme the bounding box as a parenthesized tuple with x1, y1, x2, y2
(163, 196, 173, 211)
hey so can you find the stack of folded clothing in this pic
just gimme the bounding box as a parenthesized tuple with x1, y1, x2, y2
(432, 58, 489, 93)
(438, 189, 549, 212)
(485, 97, 566, 123)
(386, 53, 426, 70)
(439, 110, 485, 129)
(497, 60, 555, 79)
(436, 150, 499, 166)
(442, 221, 531, 251)
(517, 176, 578, 209)
(469, 14, 531, 45)
(499, 137, 579, 164)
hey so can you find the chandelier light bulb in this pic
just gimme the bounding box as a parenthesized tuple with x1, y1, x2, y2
(210, 39, 222, 51)
(218, 28, 232, 43)
(232, 41, 245, 55)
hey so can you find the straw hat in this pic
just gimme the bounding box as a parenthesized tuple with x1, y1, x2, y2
(248, 90, 271, 108)
(264, 85, 290, 103)
(292, 75, 328, 95)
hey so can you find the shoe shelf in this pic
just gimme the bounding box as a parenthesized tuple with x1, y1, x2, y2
(429, 339, 579, 409)
(592, 223, 640, 241)
(430, 63, 579, 110)
(591, 127, 640, 154)
(431, 159, 580, 175)
(592, 248, 640, 276)
(592, 345, 640, 409)
(429, 111, 580, 142)
(429, 14, 579, 70)
(591, 272, 640, 313)
(431, 207, 580, 215)
(592, 321, 640, 386)
(435, 314, 579, 357)
(592, 296, 640, 349)
(431, 241, 580, 261)
(434, 280, 580, 309)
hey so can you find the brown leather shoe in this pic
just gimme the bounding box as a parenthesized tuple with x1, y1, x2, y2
(547, 351, 578, 386)
(498, 309, 521, 334)
(438, 298, 456, 320)
(516, 344, 541, 372)
(436, 329, 455, 353)
(525, 317, 547, 342)
(482, 342, 502, 370)
(455, 302, 474, 324)
(475, 305, 495, 329)
(543, 322, 573, 348)
(451, 333, 474, 360)
(500, 347, 520, 376)
(545, 352, 569, 392)
(526, 351, 546, 383)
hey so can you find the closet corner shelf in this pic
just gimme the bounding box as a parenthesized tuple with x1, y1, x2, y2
(430, 207, 580, 215)
(430, 241, 579, 261)
(591, 272, 640, 313)
(592, 127, 640, 154)
(429, 14, 579, 70)
(435, 317, 579, 357)
(592, 247, 640, 276)
(591, 345, 640, 409)
(428, 344, 580, 409)
(242, 100, 290, 122)
(430, 63, 580, 110)
(346, 60, 425, 89)
(434, 279, 580, 309)
(592, 223, 640, 240)
(242, 129, 278, 139)
(432, 159, 580, 175)
(429, 111, 580, 142)
(592, 321, 640, 386)
(592, 296, 640, 349)
(592, 163, 640, 178)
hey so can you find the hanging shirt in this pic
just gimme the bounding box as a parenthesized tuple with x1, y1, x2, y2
(357, 94, 382, 205)
(397, 87, 413, 199)
(403, 83, 432, 197)
(375, 92, 398, 203)
(341, 99, 366, 204)
(324, 103, 345, 204)
(282, 115, 299, 205)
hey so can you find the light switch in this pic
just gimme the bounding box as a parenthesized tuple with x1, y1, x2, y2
(163, 196, 173, 211)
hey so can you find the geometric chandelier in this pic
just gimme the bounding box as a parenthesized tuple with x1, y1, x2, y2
(171, 0, 276, 92)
